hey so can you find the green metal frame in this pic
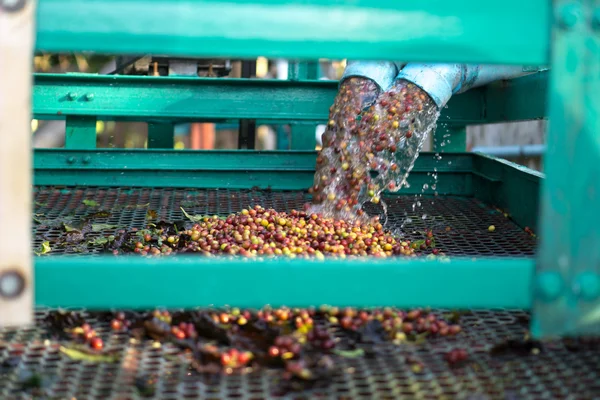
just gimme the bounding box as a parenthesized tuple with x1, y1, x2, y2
(35, 256, 533, 309)
(533, 1, 600, 336)
(33, 73, 547, 125)
(34, 72, 548, 152)
(23, 0, 600, 336)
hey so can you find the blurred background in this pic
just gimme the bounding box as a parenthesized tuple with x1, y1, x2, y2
(32, 54, 545, 171)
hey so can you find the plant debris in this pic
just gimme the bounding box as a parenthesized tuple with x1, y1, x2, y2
(26, 306, 463, 395)
(34, 241, 52, 256)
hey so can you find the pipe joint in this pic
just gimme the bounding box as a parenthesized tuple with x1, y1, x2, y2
(341, 61, 401, 91)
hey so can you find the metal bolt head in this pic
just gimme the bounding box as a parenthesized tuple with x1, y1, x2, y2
(0, 270, 26, 299)
(67, 92, 78, 101)
(66, 156, 76, 164)
(536, 271, 564, 302)
(85, 93, 94, 101)
(574, 272, 600, 301)
(558, 3, 582, 29)
(1, 0, 27, 12)
(83, 156, 91, 164)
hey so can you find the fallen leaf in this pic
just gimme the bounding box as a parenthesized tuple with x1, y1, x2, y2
(60, 345, 120, 363)
(332, 349, 365, 358)
(91, 223, 119, 232)
(88, 237, 109, 246)
(63, 223, 79, 232)
(180, 207, 204, 222)
(82, 200, 99, 207)
(34, 241, 51, 256)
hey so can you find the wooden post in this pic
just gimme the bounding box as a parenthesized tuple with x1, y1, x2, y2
(0, 0, 35, 326)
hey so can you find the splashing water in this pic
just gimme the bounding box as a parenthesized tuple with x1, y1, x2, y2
(309, 78, 440, 224)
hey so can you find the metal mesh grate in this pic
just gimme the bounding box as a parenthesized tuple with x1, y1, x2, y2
(1, 310, 599, 399)
(18, 187, 573, 399)
(33, 186, 536, 257)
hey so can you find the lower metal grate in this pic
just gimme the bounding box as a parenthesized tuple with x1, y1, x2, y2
(33, 186, 536, 257)
(18, 187, 571, 399)
(1, 310, 599, 399)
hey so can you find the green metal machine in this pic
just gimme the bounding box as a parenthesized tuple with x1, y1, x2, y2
(0, 0, 599, 398)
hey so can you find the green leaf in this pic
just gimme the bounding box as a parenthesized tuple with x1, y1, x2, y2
(332, 349, 365, 358)
(63, 223, 79, 232)
(60, 346, 120, 363)
(88, 237, 109, 246)
(180, 207, 204, 222)
(82, 200, 99, 207)
(91, 223, 119, 232)
(412, 239, 426, 249)
(34, 241, 52, 256)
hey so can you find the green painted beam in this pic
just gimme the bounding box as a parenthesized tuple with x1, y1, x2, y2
(35, 0, 549, 65)
(147, 122, 175, 148)
(288, 62, 319, 150)
(34, 256, 534, 310)
(472, 153, 543, 232)
(33, 74, 341, 122)
(32, 73, 548, 124)
(32, 149, 473, 194)
(433, 125, 466, 152)
(64, 116, 97, 149)
(484, 72, 549, 123)
(534, 1, 600, 337)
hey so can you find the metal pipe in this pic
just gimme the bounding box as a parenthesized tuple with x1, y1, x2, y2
(341, 60, 402, 91)
(471, 144, 546, 157)
(340, 61, 546, 108)
(397, 64, 546, 108)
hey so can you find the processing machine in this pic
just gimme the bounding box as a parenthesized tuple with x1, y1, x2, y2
(0, 0, 599, 398)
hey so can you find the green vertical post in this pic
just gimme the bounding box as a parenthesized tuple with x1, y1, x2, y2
(147, 122, 174, 148)
(433, 125, 467, 152)
(533, 1, 600, 337)
(289, 61, 319, 150)
(65, 116, 97, 149)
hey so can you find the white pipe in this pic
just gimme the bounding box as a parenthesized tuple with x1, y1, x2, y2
(472, 144, 546, 157)
(340, 61, 546, 108)
(397, 64, 546, 108)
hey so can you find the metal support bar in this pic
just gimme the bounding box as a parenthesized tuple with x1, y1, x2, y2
(147, 122, 174, 149)
(0, 0, 35, 326)
(238, 60, 257, 149)
(484, 73, 549, 123)
(434, 125, 466, 152)
(238, 119, 256, 150)
(534, 1, 600, 337)
(65, 115, 97, 149)
(35, 0, 550, 65)
(33, 149, 473, 195)
(35, 256, 533, 310)
(32, 73, 548, 124)
(289, 62, 318, 149)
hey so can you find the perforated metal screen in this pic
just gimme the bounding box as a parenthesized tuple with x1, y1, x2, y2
(33, 187, 536, 257)
(12, 187, 581, 399)
(1, 310, 599, 399)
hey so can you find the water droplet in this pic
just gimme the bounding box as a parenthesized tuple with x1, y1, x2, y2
(422, 184, 429, 190)
(448, 161, 452, 165)
(421, 214, 427, 220)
